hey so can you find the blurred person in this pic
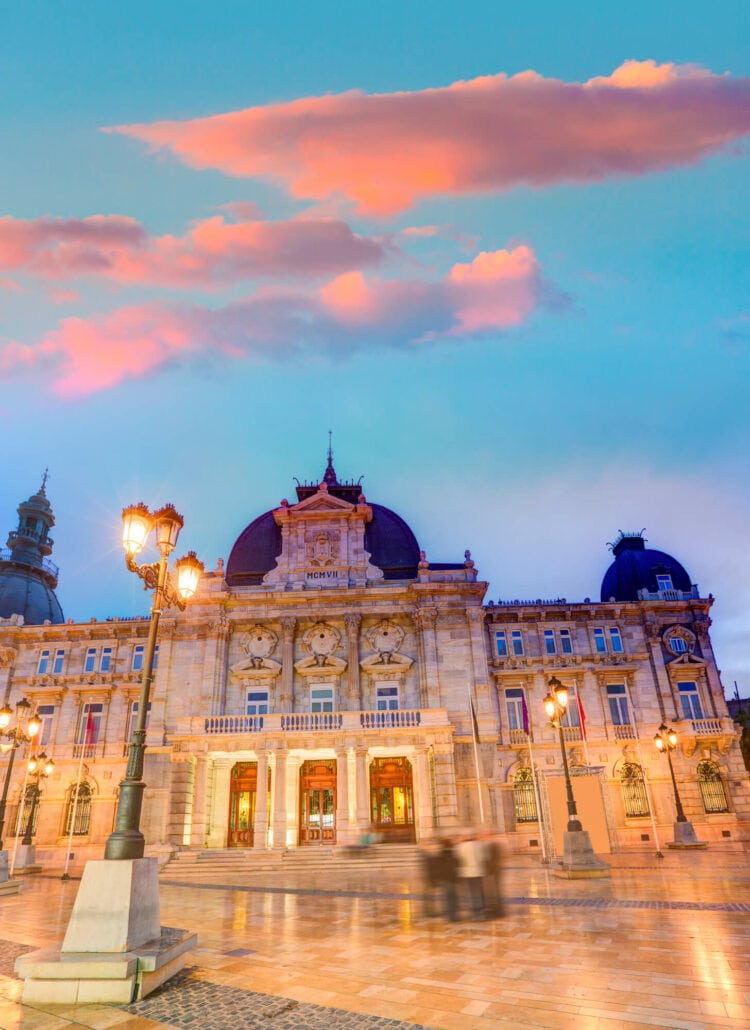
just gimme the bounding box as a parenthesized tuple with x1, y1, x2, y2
(434, 835, 459, 921)
(481, 829, 506, 918)
(418, 838, 442, 918)
(455, 830, 486, 919)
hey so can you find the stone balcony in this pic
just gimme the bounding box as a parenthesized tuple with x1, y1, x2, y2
(675, 717, 737, 756)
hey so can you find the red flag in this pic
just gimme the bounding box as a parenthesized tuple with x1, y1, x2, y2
(84, 705, 97, 746)
(577, 692, 587, 739)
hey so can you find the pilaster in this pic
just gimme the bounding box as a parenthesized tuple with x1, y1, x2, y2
(279, 617, 296, 713)
(344, 614, 361, 710)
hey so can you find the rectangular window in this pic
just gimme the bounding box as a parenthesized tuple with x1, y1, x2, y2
(593, 628, 607, 654)
(495, 631, 507, 657)
(310, 687, 334, 713)
(609, 628, 624, 653)
(127, 700, 152, 741)
(83, 647, 97, 673)
(52, 649, 65, 675)
(37, 649, 50, 675)
(678, 681, 704, 720)
(543, 630, 556, 655)
(37, 703, 55, 746)
(560, 629, 573, 654)
(376, 684, 399, 711)
(561, 690, 581, 729)
(607, 684, 630, 725)
(100, 647, 112, 673)
(245, 690, 269, 716)
(132, 645, 144, 672)
(76, 702, 103, 745)
(511, 630, 524, 656)
(505, 688, 526, 732)
(153, 645, 159, 670)
(656, 574, 673, 591)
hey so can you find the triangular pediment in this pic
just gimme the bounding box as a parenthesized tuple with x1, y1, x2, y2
(291, 491, 354, 513)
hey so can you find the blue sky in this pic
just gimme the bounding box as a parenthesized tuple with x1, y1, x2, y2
(1, 2, 748, 694)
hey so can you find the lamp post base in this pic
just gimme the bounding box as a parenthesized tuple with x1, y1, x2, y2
(12, 843, 42, 873)
(14, 857, 196, 1004)
(0, 850, 21, 894)
(552, 829, 611, 879)
(667, 820, 708, 849)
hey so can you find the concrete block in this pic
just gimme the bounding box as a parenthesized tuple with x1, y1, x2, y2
(62, 857, 160, 953)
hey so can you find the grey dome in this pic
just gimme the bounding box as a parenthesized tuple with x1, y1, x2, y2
(0, 566, 64, 624)
(0, 476, 64, 624)
(601, 533, 693, 603)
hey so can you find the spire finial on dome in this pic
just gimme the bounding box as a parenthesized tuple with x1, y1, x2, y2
(323, 429, 338, 486)
(40, 467, 49, 495)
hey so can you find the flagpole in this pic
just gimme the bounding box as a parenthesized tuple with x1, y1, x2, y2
(467, 685, 485, 825)
(623, 681, 663, 857)
(62, 698, 92, 881)
(525, 709, 548, 862)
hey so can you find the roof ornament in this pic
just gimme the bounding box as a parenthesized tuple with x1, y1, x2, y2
(40, 468, 49, 495)
(607, 528, 647, 551)
(323, 429, 338, 486)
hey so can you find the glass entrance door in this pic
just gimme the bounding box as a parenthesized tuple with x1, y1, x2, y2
(228, 762, 257, 847)
(299, 760, 336, 844)
(369, 757, 416, 843)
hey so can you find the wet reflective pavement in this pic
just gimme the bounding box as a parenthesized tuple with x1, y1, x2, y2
(1, 848, 749, 1029)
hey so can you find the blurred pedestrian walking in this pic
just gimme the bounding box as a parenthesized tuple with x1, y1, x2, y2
(455, 830, 486, 919)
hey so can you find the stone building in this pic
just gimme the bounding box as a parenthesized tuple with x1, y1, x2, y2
(0, 458, 747, 866)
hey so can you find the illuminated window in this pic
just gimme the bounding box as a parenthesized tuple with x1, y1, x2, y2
(513, 767, 538, 823)
(697, 759, 729, 814)
(620, 763, 649, 817)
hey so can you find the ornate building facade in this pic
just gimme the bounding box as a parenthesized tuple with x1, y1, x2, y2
(0, 458, 748, 866)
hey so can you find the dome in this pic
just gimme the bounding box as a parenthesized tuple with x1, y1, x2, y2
(600, 532, 693, 603)
(226, 501, 420, 586)
(0, 566, 64, 624)
(0, 475, 64, 624)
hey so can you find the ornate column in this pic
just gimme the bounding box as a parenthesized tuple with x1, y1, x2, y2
(335, 747, 351, 844)
(271, 748, 288, 849)
(414, 747, 433, 839)
(354, 747, 370, 833)
(344, 614, 361, 710)
(414, 607, 439, 707)
(253, 751, 269, 849)
(279, 617, 296, 713)
(209, 615, 231, 715)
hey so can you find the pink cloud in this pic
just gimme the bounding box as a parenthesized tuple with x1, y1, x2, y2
(0, 245, 560, 397)
(0, 212, 387, 287)
(109, 60, 750, 215)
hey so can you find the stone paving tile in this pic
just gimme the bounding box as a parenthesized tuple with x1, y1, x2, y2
(120, 968, 433, 1029)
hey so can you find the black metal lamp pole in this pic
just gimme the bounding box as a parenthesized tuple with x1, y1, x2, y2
(21, 752, 53, 846)
(104, 504, 202, 861)
(544, 676, 582, 832)
(654, 723, 687, 823)
(0, 698, 40, 850)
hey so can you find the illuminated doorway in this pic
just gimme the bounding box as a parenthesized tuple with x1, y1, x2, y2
(369, 757, 416, 843)
(228, 762, 258, 847)
(299, 759, 336, 844)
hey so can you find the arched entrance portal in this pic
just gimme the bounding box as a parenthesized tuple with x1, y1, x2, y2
(299, 759, 336, 844)
(370, 757, 416, 843)
(228, 762, 259, 847)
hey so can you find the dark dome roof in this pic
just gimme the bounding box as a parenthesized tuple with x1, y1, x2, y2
(226, 502, 420, 586)
(0, 565, 64, 624)
(600, 534, 693, 602)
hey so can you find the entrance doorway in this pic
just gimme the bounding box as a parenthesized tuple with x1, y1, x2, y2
(228, 762, 258, 847)
(370, 757, 416, 843)
(299, 759, 336, 844)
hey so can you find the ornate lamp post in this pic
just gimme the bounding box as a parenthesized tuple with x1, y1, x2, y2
(0, 698, 41, 850)
(653, 723, 686, 822)
(105, 503, 203, 861)
(653, 723, 706, 848)
(541, 675, 609, 878)
(21, 751, 54, 846)
(543, 676, 582, 832)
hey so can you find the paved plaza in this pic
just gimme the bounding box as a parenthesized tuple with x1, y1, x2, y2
(1, 847, 749, 1030)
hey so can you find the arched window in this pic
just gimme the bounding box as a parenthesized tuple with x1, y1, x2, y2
(513, 767, 538, 823)
(620, 762, 649, 817)
(63, 781, 92, 836)
(697, 760, 729, 814)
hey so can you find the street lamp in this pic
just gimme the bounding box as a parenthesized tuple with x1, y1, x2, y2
(21, 751, 54, 846)
(104, 503, 203, 861)
(543, 676, 582, 832)
(0, 697, 41, 850)
(654, 723, 687, 822)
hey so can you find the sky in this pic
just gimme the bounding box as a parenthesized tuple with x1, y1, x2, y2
(0, 2, 748, 696)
